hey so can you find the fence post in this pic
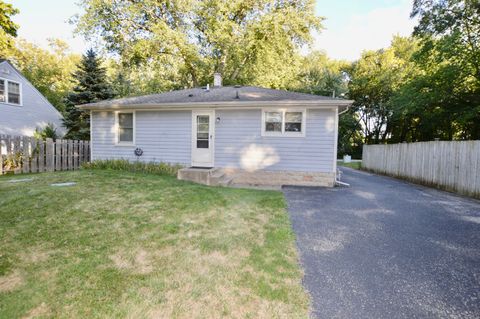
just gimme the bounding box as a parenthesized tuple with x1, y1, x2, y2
(30, 137, 37, 173)
(67, 140, 73, 170)
(74, 140, 79, 170)
(5, 135, 12, 154)
(62, 139, 68, 170)
(55, 139, 62, 171)
(0, 135, 3, 174)
(86, 141, 90, 162)
(46, 138, 54, 172)
(38, 139, 45, 172)
(79, 140, 84, 166)
(22, 136, 30, 174)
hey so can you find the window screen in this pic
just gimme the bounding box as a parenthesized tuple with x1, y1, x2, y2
(285, 112, 302, 132)
(265, 112, 282, 132)
(0, 80, 5, 102)
(118, 113, 134, 142)
(7, 81, 20, 105)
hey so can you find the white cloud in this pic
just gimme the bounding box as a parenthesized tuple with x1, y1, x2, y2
(314, 1, 417, 61)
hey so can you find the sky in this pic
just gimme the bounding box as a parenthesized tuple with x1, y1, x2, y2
(8, 0, 417, 61)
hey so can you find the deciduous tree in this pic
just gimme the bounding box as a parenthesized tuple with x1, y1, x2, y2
(3, 39, 81, 112)
(74, 0, 322, 88)
(0, 1, 19, 50)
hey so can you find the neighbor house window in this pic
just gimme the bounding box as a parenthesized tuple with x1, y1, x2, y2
(0, 79, 21, 105)
(0, 80, 5, 102)
(262, 109, 306, 136)
(116, 112, 135, 144)
(7, 81, 20, 105)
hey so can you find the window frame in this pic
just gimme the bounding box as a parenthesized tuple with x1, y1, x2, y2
(0, 78, 22, 106)
(261, 108, 306, 137)
(114, 111, 136, 146)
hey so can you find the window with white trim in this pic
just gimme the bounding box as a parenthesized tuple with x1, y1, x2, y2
(262, 109, 306, 136)
(8, 81, 20, 104)
(117, 112, 134, 144)
(0, 79, 21, 105)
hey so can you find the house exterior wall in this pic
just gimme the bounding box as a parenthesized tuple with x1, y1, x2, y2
(91, 108, 337, 174)
(91, 110, 191, 164)
(215, 109, 336, 173)
(0, 61, 65, 136)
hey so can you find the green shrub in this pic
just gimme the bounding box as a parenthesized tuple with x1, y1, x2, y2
(34, 123, 59, 141)
(82, 159, 183, 176)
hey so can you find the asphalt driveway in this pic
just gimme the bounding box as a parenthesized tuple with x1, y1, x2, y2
(283, 168, 480, 319)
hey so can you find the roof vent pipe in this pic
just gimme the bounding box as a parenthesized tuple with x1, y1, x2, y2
(214, 72, 222, 87)
(206, 83, 210, 91)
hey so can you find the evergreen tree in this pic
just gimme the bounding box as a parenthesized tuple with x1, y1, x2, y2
(63, 49, 114, 140)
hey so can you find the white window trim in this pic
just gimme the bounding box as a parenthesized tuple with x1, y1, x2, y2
(0, 77, 22, 106)
(114, 111, 136, 146)
(261, 108, 306, 137)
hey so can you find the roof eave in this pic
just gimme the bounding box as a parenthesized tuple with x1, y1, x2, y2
(77, 99, 354, 111)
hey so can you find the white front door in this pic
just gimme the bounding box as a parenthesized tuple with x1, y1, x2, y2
(191, 110, 215, 167)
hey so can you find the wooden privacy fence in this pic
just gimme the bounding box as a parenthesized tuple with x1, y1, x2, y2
(0, 134, 90, 175)
(362, 141, 480, 198)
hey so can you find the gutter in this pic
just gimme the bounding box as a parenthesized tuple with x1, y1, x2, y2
(77, 99, 354, 111)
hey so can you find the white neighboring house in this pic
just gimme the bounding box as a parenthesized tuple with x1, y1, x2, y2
(0, 59, 65, 137)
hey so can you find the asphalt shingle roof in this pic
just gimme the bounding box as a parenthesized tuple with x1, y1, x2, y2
(79, 86, 348, 109)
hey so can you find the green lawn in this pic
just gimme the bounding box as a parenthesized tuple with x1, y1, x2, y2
(0, 170, 309, 318)
(337, 160, 362, 170)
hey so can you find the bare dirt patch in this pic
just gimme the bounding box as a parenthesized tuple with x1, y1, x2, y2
(22, 302, 50, 319)
(18, 247, 55, 264)
(110, 249, 154, 274)
(0, 270, 24, 293)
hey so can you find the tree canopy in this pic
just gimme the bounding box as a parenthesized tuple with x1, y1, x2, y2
(340, 0, 480, 149)
(0, 1, 19, 51)
(74, 0, 322, 88)
(1, 0, 478, 150)
(2, 39, 81, 113)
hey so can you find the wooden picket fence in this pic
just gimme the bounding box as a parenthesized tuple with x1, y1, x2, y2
(0, 134, 90, 175)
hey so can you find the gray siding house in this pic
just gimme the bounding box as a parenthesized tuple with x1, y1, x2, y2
(0, 60, 64, 136)
(79, 79, 352, 187)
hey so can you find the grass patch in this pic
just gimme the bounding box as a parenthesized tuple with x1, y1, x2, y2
(82, 159, 183, 176)
(337, 160, 362, 170)
(0, 170, 309, 318)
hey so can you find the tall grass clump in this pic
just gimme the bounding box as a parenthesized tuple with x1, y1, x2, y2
(82, 159, 183, 176)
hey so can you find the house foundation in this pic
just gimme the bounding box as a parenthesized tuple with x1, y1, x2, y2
(177, 167, 335, 188)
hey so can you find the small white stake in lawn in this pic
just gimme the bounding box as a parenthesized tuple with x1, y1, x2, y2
(50, 182, 77, 187)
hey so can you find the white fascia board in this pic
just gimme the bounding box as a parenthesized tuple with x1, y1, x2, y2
(77, 99, 354, 111)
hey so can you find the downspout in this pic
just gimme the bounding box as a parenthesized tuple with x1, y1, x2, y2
(338, 105, 350, 115)
(335, 105, 351, 187)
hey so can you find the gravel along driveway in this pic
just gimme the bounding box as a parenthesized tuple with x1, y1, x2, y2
(283, 168, 480, 319)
